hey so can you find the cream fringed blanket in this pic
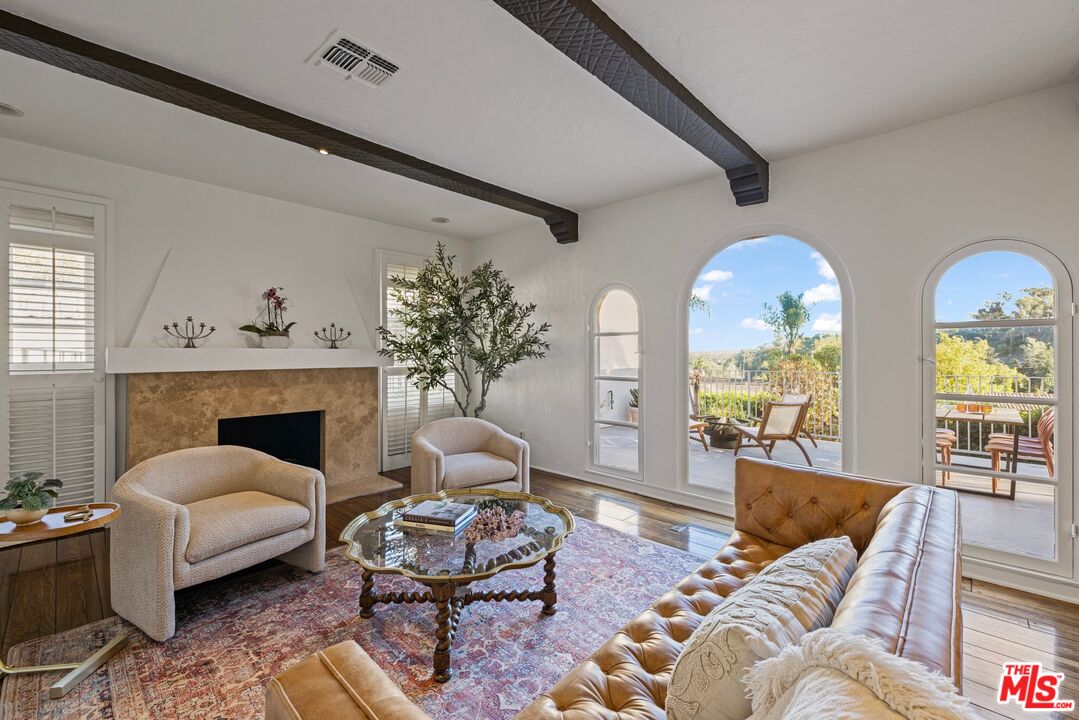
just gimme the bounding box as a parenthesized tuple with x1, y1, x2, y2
(745, 629, 979, 720)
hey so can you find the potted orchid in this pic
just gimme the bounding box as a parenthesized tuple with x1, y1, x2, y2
(240, 287, 296, 348)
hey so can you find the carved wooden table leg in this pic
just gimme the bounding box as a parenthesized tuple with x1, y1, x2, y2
(541, 553, 558, 616)
(359, 569, 376, 618)
(432, 582, 455, 682)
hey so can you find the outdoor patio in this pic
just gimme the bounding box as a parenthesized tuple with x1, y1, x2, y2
(687, 436, 841, 492)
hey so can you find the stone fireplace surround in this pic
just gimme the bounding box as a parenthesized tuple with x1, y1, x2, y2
(123, 367, 380, 488)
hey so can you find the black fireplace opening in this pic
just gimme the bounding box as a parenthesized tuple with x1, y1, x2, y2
(218, 410, 323, 471)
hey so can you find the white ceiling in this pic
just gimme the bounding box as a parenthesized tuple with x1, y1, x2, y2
(1, 0, 1077, 237)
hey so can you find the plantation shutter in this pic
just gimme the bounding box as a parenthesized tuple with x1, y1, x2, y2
(379, 253, 457, 470)
(3, 192, 105, 506)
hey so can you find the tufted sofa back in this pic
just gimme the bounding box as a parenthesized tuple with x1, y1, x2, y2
(733, 457, 908, 555)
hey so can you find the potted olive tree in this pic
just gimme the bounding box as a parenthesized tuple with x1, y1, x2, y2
(1, 472, 63, 526)
(377, 243, 550, 418)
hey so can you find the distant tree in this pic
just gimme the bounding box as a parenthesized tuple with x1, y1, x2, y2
(761, 292, 810, 356)
(810, 335, 842, 373)
(1021, 337, 1054, 384)
(934, 333, 1021, 393)
(968, 286, 1054, 369)
(688, 294, 711, 316)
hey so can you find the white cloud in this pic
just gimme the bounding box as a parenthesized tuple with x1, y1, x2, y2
(699, 269, 733, 283)
(692, 284, 714, 303)
(812, 312, 842, 332)
(689, 327, 704, 336)
(804, 283, 841, 303)
(740, 317, 770, 331)
(810, 251, 837, 280)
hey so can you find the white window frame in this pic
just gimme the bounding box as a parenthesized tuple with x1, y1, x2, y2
(587, 284, 644, 482)
(921, 238, 1074, 581)
(1, 182, 112, 504)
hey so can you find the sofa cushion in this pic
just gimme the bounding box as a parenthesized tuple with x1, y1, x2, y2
(745, 629, 977, 720)
(265, 640, 433, 720)
(666, 536, 857, 720)
(441, 452, 517, 489)
(185, 490, 310, 564)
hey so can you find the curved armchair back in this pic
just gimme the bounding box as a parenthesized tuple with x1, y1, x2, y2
(412, 417, 497, 456)
(117, 445, 273, 505)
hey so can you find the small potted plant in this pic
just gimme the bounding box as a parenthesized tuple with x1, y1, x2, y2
(1, 471, 63, 526)
(627, 388, 639, 424)
(240, 286, 296, 348)
(704, 417, 743, 450)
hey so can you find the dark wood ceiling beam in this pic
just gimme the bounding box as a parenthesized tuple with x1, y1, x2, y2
(0, 10, 579, 243)
(494, 0, 769, 206)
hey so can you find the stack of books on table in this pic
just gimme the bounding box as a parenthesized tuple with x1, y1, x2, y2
(394, 500, 477, 533)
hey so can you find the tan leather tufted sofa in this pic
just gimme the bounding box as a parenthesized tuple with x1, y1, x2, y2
(264, 458, 961, 720)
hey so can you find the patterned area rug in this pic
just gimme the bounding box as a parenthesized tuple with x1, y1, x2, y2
(1, 517, 713, 720)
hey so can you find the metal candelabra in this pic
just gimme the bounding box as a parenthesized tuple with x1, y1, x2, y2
(314, 322, 351, 349)
(164, 316, 216, 348)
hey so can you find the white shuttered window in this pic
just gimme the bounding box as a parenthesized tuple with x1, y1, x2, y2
(2, 192, 105, 506)
(379, 251, 457, 470)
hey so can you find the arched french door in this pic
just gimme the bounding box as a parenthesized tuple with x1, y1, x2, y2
(589, 286, 643, 480)
(923, 240, 1073, 579)
(684, 233, 847, 497)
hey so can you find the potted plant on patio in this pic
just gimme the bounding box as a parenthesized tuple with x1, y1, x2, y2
(240, 286, 296, 348)
(1, 471, 63, 526)
(704, 417, 743, 450)
(627, 388, 639, 424)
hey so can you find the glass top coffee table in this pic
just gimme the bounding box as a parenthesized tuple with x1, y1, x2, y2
(339, 488, 574, 682)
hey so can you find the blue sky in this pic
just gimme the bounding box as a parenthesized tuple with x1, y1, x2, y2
(935, 251, 1053, 321)
(689, 241, 1054, 352)
(689, 235, 841, 352)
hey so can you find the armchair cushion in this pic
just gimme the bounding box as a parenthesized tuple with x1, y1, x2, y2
(185, 491, 311, 564)
(441, 452, 519, 490)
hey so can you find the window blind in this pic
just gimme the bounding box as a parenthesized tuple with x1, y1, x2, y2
(9, 242, 95, 373)
(9, 205, 95, 238)
(8, 384, 97, 505)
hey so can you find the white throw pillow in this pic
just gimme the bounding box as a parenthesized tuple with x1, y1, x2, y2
(745, 628, 978, 720)
(666, 536, 858, 720)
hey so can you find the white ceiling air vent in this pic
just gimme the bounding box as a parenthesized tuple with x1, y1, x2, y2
(307, 31, 400, 90)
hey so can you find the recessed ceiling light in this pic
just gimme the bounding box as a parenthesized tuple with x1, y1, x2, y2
(0, 102, 25, 118)
(430, 217, 450, 224)
(317, 147, 330, 155)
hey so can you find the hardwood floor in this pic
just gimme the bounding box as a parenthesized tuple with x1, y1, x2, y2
(1, 467, 1076, 719)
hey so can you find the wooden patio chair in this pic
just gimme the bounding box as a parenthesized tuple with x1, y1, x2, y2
(688, 386, 709, 451)
(781, 392, 819, 447)
(986, 408, 1054, 494)
(935, 428, 956, 483)
(732, 400, 813, 465)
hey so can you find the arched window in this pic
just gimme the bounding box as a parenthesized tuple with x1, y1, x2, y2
(590, 286, 642, 479)
(924, 242, 1072, 575)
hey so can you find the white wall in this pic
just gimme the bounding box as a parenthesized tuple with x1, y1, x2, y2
(473, 82, 1079, 595)
(0, 137, 463, 351)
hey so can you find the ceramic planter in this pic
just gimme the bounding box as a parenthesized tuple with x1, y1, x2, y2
(5, 507, 48, 526)
(259, 334, 291, 349)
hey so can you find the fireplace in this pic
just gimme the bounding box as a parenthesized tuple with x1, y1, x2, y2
(218, 410, 323, 470)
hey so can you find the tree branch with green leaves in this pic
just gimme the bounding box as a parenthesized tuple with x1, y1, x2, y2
(377, 243, 550, 418)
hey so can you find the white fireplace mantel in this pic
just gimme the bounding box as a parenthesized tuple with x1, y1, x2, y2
(105, 347, 389, 374)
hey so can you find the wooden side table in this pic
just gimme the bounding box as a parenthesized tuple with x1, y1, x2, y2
(0, 503, 127, 698)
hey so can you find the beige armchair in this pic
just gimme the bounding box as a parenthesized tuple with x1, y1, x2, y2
(410, 417, 529, 495)
(110, 445, 325, 641)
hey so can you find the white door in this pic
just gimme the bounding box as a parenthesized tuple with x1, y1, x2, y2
(922, 241, 1073, 580)
(0, 189, 106, 505)
(378, 251, 457, 471)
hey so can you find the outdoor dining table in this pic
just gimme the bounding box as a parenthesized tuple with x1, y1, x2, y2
(936, 405, 1023, 499)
